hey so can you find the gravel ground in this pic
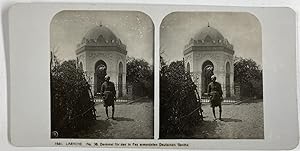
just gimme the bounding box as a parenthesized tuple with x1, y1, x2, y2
(191, 101, 264, 139)
(78, 99, 154, 139)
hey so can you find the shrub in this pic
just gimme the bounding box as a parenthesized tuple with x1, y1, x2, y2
(51, 57, 96, 138)
(126, 57, 154, 99)
(160, 60, 202, 138)
(234, 57, 263, 99)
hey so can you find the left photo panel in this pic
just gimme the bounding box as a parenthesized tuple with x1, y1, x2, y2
(50, 10, 154, 139)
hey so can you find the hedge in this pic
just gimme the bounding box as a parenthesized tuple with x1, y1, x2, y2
(51, 58, 96, 138)
(160, 60, 202, 138)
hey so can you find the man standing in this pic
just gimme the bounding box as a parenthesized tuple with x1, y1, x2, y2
(207, 75, 223, 120)
(101, 75, 116, 120)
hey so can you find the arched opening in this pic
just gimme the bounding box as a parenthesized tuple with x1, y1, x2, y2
(226, 62, 231, 97)
(118, 62, 123, 97)
(186, 62, 190, 73)
(201, 60, 214, 95)
(94, 60, 107, 95)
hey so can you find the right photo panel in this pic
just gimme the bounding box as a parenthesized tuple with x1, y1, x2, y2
(160, 12, 263, 139)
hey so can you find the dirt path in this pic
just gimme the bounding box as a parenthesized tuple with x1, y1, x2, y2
(191, 101, 264, 139)
(78, 99, 154, 139)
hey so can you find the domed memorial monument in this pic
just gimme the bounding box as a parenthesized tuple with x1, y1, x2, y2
(184, 24, 234, 97)
(76, 25, 127, 97)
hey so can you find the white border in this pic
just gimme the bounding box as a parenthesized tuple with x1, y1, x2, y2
(5, 3, 299, 150)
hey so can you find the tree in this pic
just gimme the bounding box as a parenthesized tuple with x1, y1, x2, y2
(234, 57, 263, 99)
(160, 59, 202, 138)
(126, 57, 153, 98)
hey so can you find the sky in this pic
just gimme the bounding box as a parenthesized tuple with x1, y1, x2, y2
(160, 12, 262, 66)
(50, 10, 154, 64)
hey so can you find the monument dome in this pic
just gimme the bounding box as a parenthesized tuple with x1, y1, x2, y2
(83, 25, 122, 44)
(194, 26, 224, 41)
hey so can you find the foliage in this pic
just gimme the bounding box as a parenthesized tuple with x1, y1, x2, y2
(160, 60, 202, 138)
(160, 56, 167, 69)
(234, 57, 263, 99)
(51, 54, 96, 138)
(126, 57, 153, 98)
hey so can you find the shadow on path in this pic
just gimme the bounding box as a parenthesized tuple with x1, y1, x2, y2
(188, 120, 219, 139)
(127, 97, 153, 105)
(189, 117, 242, 138)
(93, 120, 112, 131)
(236, 99, 263, 105)
(114, 117, 134, 122)
(77, 120, 112, 138)
(221, 118, 242, 122)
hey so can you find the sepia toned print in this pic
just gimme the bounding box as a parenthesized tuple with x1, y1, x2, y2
(160, 12, 263, 139)
(50, 11, 154, 139)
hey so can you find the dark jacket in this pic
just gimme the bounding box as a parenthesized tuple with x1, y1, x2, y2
(207, 81, 223, 101)
(100, 81, 116, 101)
